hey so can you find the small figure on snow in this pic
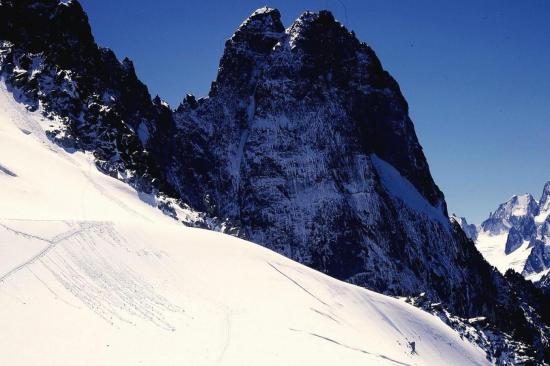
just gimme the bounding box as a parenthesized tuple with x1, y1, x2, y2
(409, 341, 416, 354)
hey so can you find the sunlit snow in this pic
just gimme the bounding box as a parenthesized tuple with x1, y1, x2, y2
(0, 81, 489, 365)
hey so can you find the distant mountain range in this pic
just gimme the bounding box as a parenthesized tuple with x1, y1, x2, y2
(454, 181, 550, 291)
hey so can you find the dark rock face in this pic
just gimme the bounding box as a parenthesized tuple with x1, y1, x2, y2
(538, 272, 550, 296)
(539, 216, 550, 240)
(505, 227, 525, 254)
(0, 0, 176, 195)
(452, 215, 478, 241)
(2, 3, 550, 361)
(171, 9, 502, 315)
(503, 270, 550, 361)
(170, 10, 549, 359)
(172, 9, 459, 297)
(540, 181, 550, 212)
(0, 0, 207, 224)
(524, 240, 550, 275)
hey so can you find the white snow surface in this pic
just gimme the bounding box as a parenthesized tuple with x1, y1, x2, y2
(475, 229, 549, 282)
(0, 82, 489, 365)
(476, 233, 532, 275)
(372, 155, 448, 226)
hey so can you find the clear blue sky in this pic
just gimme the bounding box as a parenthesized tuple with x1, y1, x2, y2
(79, 0, 550, 224)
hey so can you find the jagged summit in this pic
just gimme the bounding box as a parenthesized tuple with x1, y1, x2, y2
(231, 7, 284, 48)
(475, 181, 550, 285)
(238, 7, 282, 28)
(485, 196, 532, 230)
(287, 10, 360, 52)
(208, 8, 445, 210)
(235, 7, 350, 45)
(493, 193, 539, 220)
(211, 8, 284, 97)
(0, 0, 95, 65)
(479, 193, 539, 238)
(170, 7, 535, 336)
(451, 214, 478, 240)
(540, 180, 550, 212)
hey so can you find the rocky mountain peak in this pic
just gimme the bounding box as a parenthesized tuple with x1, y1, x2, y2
(235, 7, 284, 38)
(0, 0, 187, 208)
(168, 8, 505, 323)
(285, 10, 369, 84)
(492, 193, 539, 220)
(451, 214, 478, 240)
(481, 193, 538, 236)
(539, 180, 550, 212)
(206, 9, 445, 211)
(211, 7, 284, 96)
(287, 10, 349, 46)
(176, 94, 198, 113)
(0, 0, 95, 63)
(121, 57, 135, 72)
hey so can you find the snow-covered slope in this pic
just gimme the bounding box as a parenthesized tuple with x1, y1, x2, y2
(476, 233, 535, 277)
(0, 81, 491, 365)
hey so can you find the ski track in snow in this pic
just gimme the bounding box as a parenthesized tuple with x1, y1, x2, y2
(310, 307, 340, 324)
(215, 310, 233, 365)
(0, 163, 16, 177)
(0, 220, 184, 330)
(289, 328, 412, 366)
(267, 261, 329, 307)
(0, 221, 100, 283)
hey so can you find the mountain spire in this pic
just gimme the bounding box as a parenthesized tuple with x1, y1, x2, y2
(540, 180, 550, 212)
